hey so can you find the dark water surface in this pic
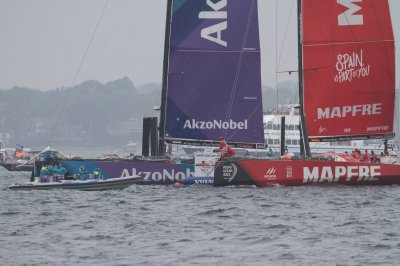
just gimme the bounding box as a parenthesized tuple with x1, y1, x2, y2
(1, 168, 400, 266)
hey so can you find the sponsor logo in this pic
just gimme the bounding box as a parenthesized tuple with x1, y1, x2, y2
(367, 125, 390, 132)
(199, 0, 228, 47)
(319, 126, 328, 134)
(222, 163, 238, 182)
(194, 179, 214, 184)
(286, 166, 293, 178)
(334, 49, 370, 83)
(121, 168, 193, 182)
(183, 119, 248, 130)
(303, 165, 381, 183)
(264, 167, 277, 180)
(337, 0, 363, 26)
(317, 103, 382, 120)
(196, 162, 216, 177)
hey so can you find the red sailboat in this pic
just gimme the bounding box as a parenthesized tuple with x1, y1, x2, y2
(214, 0, 400, 186)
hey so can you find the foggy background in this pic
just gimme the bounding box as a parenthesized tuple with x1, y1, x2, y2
(0, 0, 399, 151)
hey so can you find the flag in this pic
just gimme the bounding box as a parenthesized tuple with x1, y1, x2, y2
(15, 144, 24, 158)
(15, 144, 23, 152)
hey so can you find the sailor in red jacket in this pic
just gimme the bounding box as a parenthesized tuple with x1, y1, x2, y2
(219, 138, 236, 161)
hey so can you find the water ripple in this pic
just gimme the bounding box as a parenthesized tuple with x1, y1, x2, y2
(1, 171, 400, 265)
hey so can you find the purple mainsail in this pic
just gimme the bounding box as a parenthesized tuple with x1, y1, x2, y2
(164, 0, 264, 148)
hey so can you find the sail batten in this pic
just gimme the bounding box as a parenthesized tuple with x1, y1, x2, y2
(164, 0, 264, 148)
(302, 0, 395, 141)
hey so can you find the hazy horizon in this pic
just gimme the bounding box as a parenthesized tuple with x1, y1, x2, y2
(0, 0, 399, 91)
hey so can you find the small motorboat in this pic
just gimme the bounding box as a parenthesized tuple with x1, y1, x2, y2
(8, 176, 140, 191)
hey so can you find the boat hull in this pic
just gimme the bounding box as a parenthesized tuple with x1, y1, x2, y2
(58, 160, 211, 185)
(0, 162, 33, 172)
(213, 159, 400, 186)
(9, 176, 140, 191)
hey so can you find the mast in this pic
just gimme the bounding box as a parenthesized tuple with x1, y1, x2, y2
(158, 0, 173, 156)
(297, 0, 311, 157)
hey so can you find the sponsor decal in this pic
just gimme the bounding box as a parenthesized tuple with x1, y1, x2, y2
(196, 162, 216, 177)
(199, 0, 228, 47)
(367, 125, 390, 132)
(222, 163, 238, 182)
(121, 168, 193, 182)
(317, 103, 382, 120)
(303, 165, 381, 183)
(194, 179, 214, 184)
(183, 119, 248, 130)
(319, 126, 328, 134)
(334, 49, 370, 83)
(264, 167, 277, 180)
(286, 166, 293, 178)
(337, 0, 363, 26)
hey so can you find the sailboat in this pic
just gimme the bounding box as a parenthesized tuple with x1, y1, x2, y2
(214, 0, 400, 186)
(30, 0, 264, 185)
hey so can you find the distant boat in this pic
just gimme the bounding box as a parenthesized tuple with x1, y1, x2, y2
(0, 147, 38, 172)
(8, 176, 139, 191)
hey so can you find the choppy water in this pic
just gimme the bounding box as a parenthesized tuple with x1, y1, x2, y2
(1, 167, 400, 266)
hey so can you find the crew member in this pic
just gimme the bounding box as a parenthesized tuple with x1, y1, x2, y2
(362, 150, 370, 162)
(219, 138, 236, 161)
(93, 168, 101, 179)
(370, 151, 378, 163)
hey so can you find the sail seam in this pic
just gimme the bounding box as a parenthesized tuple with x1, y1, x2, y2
(304, 40, 394, 47)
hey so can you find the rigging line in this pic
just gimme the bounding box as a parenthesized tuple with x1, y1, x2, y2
(226, 102, 263, 141)
(103, 0, 146, 80)
(48, 0, 110, 145)
(224, 0, 256, 126)
(371, 1, 396, 107)
(275, 0, 279, 113)
(277, 0, 295, 70)
(223, 0, 256, 138)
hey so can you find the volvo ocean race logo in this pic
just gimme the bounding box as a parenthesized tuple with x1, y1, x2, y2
(121, 168, 193, 182)
(183, 119, 248, 130)
(199, 0, 228, 47)
(222, 163, 238, 183)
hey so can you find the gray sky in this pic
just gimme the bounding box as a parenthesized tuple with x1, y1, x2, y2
(0, 0, 399, 90)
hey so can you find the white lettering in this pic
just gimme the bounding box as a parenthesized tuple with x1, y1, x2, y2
(303, 165, 381, 183)
(303, 167, 319, 183)
(338, 0, 363, 26)
(370, 166, 381, 181)
(334, 49, 370, 83)
(345, 166, 358, 181)
(317, 104, 382, 120)
(319, 167, 334, 183)
(183, 119, 249, 130)
(121, 168, 194, 182)
(199, 0, 228, 47)
(334, 166, 346, 182)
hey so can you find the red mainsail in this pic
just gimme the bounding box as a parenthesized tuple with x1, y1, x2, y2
(302, 0, 395, 141)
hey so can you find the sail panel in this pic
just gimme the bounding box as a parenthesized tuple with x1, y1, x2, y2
(165, 0, 264, 146)
(303, 0, 394, 44)
(302, 0, 395, 141)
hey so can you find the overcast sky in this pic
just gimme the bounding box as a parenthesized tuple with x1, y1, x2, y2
(0, 0, 399, 90)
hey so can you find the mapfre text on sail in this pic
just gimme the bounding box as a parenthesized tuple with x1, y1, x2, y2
(317, 103, 382, 119)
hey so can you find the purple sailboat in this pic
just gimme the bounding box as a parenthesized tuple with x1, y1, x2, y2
(33, 0, 265, 185)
